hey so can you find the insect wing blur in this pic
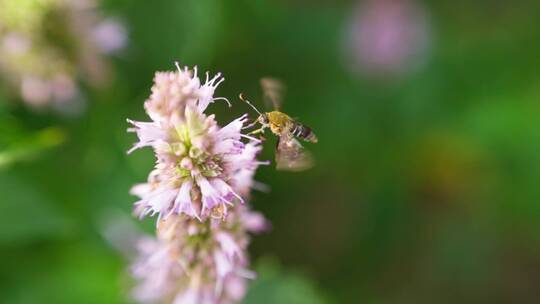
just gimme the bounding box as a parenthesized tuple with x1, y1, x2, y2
(260, 77, 285, 110)
(275, 134, 314, 171)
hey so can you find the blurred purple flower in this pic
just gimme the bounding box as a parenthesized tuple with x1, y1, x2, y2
(344, 0, 431, 77)
(0, 0, 127, 110)
(2, 32, 31, 56)
(131, 203, 267, 304)
(92, 18, 128, 54)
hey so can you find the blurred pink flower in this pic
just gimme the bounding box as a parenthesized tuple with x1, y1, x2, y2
(0, 0, 126, 109)
(131, 207, 266, 304)
(131, 236, 183, 302)
(2, 33, 31, 56)
(92, 18, 128, 54)
(20, 77, 52, 107)
(344, 0, 431, 77)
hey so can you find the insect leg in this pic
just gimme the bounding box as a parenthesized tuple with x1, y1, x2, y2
(242, 120, 259, 130)
(248, 127, 266, 135)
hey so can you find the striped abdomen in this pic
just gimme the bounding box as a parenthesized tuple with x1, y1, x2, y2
(291, 122, 318, 143)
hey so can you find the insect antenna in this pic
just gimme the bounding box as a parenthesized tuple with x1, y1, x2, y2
(239, 93, 263, 116)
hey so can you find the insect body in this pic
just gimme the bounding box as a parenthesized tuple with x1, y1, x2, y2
(263, 111, 318, 143)
(239, 78, 317, 171)
(289, 116, 318, 143)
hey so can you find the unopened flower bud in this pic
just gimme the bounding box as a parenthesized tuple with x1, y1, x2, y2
(180, 157, 193, 170)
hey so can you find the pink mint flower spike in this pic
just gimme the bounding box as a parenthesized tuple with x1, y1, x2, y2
(130, 209, 266, 304)
(127, 63, 269, 304)
(127, 63, 263, 221)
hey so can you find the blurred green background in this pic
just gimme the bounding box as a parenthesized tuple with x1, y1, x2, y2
(1, 0, 540, 303)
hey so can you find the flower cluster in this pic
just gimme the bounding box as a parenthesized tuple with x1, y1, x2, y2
(128, 63, 268, 303)
(132, 207, 268, 304)
(0, 0, 126, 108)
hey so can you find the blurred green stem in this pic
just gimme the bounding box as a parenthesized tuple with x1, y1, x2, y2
(0, 127, 65, 169)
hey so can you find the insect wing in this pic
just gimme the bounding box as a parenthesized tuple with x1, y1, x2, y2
(275, 135, 314, 171)
(260, 77, 285, 110)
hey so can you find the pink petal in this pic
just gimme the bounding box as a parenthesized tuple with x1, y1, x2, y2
(173, 180, 199, 219)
